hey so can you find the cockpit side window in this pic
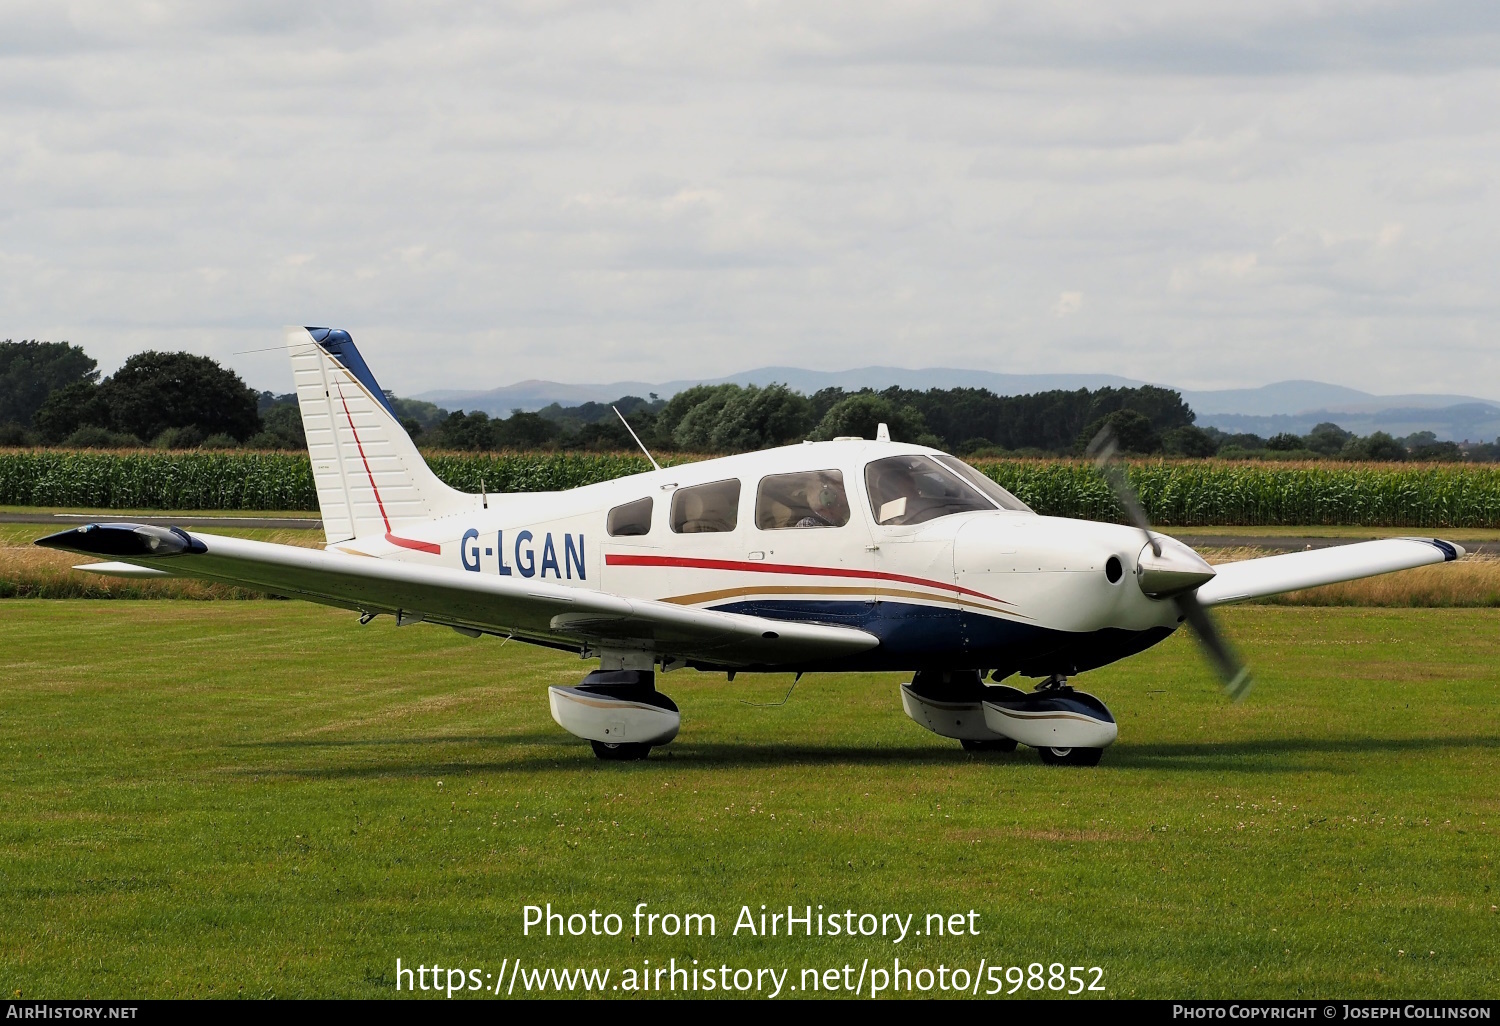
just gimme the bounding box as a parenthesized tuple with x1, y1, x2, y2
(864, 455, 999, 526)
(933, 455, 1034, 513)
(670, 479, 742, 534)
(607, 496, 653, 537)
(755, 470, 850, 530)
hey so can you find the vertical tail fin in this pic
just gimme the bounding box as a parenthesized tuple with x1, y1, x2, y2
(288, 326, 471, 545)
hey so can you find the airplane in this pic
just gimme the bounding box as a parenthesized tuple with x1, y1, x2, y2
(36, 327, 1469, 766)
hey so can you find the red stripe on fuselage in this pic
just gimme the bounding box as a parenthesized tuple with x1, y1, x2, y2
(385, 532, 442, 554)
(603, 553, 1005, 604)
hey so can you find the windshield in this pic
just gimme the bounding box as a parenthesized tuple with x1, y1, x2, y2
(933, 455, 1033, 513)
(865, 455, 1011, 526)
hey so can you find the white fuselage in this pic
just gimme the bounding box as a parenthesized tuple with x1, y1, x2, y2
(329, 441, 1182, 674)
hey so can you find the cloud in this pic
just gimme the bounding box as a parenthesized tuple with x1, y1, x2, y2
(1053, 292, 1083, 317)
(0, 2, 1498, 396)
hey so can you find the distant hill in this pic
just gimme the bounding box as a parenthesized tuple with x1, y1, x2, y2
(1176, 380, 1500, 417)
(419, 368, 1149, 413)
(423, 379, 662, 412)
(1195, 404, 1500, 444)
(413, 369, 1500, 442)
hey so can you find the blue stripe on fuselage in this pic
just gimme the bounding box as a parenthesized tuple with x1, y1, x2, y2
(707, 598, 1174, 675)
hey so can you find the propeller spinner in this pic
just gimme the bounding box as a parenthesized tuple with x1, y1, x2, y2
(1088, 428, 1253, 701)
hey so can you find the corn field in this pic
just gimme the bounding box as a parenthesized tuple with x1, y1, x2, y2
(0, 451, 318, 511)
(3, 449, 1500, 527)
(0, 450, 661, 512)
(423, 452, 665, 494)
(976, 459, 1500, 527)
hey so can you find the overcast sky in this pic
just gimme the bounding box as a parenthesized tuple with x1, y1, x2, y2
(3, 2, 1499, 396)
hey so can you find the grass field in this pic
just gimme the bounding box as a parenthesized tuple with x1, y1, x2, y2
(1, 601, 1497, 999)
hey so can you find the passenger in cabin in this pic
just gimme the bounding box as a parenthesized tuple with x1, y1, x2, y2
(795, 474, 850, 528)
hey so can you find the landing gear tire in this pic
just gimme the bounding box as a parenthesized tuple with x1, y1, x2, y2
(1037, 746, 1103, 767)
(590, 740, 652, 761)
(960, 738, 1018, 753)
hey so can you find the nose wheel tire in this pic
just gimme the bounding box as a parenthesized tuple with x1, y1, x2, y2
(960, 738, 1018, 753)
(590, 740, 652, 761)
(1037, 746, 1103, 767)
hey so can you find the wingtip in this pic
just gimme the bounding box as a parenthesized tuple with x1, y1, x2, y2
(33, 523, 203, 557)
(1428, 538, 1465, 561)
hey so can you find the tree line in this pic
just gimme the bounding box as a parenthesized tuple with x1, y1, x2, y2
(1, 341, 262, 449)
(1, 338, 1492, 461)
(423, 383, 1499, 461)
(428, 383, 1202, 456)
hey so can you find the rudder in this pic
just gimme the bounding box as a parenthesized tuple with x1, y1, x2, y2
(287, 326, 471, 545)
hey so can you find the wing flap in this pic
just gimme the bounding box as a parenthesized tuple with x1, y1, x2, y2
(74, 561, 178, 578)
(38, 526, 878, 666)
(1195, 537, 1464, 607)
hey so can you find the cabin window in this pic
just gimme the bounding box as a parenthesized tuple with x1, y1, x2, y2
(933, 455, 1033, 513)
(670, 479, 741, 534)
(607, 496, 653, 537)
(755, 470, 850, 530)
(865, 455, 999, 526)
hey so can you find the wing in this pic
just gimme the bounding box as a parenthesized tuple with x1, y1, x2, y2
(38, 523, 878, 667)
(1195, 536, 1465, 607)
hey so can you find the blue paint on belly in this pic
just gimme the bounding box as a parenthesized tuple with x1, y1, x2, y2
(707, 598, 1174, 675)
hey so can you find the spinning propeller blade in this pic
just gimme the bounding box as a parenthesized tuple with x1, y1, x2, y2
(1175, 590, 1254, 701)
(1086, 427, 1253, 701)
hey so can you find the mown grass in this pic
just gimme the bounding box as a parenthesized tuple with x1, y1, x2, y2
(0, 602, 1496, 998)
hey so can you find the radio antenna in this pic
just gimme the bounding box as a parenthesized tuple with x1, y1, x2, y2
(613, 406, 662, 472)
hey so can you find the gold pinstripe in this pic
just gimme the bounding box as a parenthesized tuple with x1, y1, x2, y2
(660, 583, 1029, 619)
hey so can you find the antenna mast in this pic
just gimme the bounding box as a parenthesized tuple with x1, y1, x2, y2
(612, 406, 662, 472)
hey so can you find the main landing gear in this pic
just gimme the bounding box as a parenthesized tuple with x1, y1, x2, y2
(548, 669, 680, 762)
(960, 737, 1018, 753)
(900, 670, 1117, 766)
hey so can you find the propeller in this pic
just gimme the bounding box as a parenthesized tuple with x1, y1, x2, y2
(1087, 427, 1253, 701)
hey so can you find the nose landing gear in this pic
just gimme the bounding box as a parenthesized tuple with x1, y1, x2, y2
(902, 671, 1117, 766)
(590, 739, 654, 762)
(1036, 745, 1104, 767)
(984, 675, 1115, 766)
